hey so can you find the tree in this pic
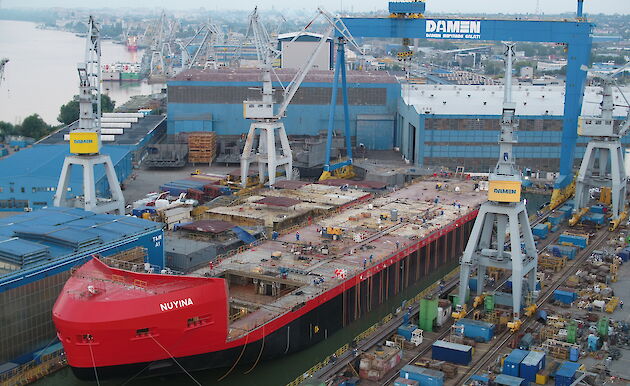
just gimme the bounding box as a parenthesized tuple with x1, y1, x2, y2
(20, 114, 51, 140)
(57, 94, 116, 125)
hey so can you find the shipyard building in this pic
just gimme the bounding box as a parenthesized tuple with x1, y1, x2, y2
(0, 207, 163, 367)
(397, 84, 630, 172)
(0, 115, 165, 211)
(167, 68, 400, 149)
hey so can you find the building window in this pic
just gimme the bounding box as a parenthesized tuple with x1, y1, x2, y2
(20, 187, 25, 193)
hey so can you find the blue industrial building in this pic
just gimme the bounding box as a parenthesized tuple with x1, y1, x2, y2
(0, 115, 165, 211)
(167, 68, 400, 150)
(397, 84, 630, 172)
(0, 206, 163, 368)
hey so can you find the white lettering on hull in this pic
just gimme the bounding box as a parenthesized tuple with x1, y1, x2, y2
(160, 297, 194, 312)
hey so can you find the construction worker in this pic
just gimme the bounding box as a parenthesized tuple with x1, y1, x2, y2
(296, 231, 300, 241)
(620, 300, 624, 309)
(363, 258, 367, 269)
(369, 254, 373, 264)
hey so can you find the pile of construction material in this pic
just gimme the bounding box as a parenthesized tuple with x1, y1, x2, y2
(188, 132, 217, 164)
(359, 345, 402, 381)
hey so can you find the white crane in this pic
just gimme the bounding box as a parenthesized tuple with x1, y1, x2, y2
(54, 16, 125, 214)
(240, 7, 362, 187)
(573, 63, 630, 227)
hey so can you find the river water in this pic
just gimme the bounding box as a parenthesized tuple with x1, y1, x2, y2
(0, 20, 163, 125)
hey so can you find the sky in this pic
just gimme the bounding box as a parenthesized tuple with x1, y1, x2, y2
(3, 0, 629, 14)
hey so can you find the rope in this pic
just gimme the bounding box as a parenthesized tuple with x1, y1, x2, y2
(283, 326, 291, 354)
(87, 343, 100, 386)
(243, 325, 265, 374)
(217, 331, 250, 382)
(149, 335, 201, 386)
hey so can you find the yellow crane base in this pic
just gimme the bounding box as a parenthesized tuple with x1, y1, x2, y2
(319, 165, 355, 181)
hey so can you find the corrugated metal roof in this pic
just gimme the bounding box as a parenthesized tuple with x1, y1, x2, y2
(171, 68, 398, 84)
(521, 350, 545, 366)
(432, 339, 472, 351)
(0, 207, 162, 272)
(40, 115, 165, 146)
(255, 196, 302, 207)
(402, 84, 630, 117)
(494, 374, 526, 386)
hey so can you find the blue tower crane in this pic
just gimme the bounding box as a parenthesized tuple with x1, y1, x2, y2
(328, 0, 593, 207)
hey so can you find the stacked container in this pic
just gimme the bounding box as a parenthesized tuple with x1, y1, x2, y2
(397, 324, 417, 341)
(547, 244, 577, 260)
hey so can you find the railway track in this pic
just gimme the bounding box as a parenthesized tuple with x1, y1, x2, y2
(452, 225, 609, 384)
(375, 209, 567, 385)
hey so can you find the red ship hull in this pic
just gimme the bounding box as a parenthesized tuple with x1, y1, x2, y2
(53, 211, 477, 380)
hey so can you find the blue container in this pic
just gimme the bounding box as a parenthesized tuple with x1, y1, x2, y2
(398, 324, 416, 341)
(520, 351, 545, 382)
(555, 361, 581, 386)
(495, 374, 529, 386)
(550, 225, 560, 232)
(536, 310, 548, 322)
(590, 204, 606, 214)
(0, 148, 8, 157)
(503, 349, 529, 377)
(559, 233, 588, 249)
(553, 289, 577, 304)
(469, 374, 490, 383)
(582, 212, 605, 225)
(532, 224, 548, 239)
(617, 249, 630, 262)
(454, 318, 495, 342)
(399, 365, 444, 386)
(569, 347, 579, 362)
(431, 340, 472, 365)
(394, 378, 419, 386)
(547, 245, 577, 260)
(548, 213, 564, 226)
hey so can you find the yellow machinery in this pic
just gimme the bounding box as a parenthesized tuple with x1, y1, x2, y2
(600, 187, 612, 205)
(569, 207, 589, 226)
(473, 294, 486, 309)
(319, 159, 355, 181)
(524, 304, 538, 317)
(609, 210, 628, 231)
(322, 226, 343, 240)
(549, 177, 576, 211)
(507, 319, 523, 332)
(606, 296, 620, 313)
(451, 304, 467, 320)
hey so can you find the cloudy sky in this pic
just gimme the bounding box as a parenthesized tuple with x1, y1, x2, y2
(3, 0, 629, 14)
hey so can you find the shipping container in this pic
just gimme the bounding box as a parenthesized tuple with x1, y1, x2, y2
(558, 233, 588, 249)
(520, 351, 546, 382)
(553, 289, 577, 305)
(399, 365, 444, 386)
(547, 244, 577, 260)
(617, 248, 630, 262)
(532, 224, 548, 239)
(394, 378, 419, 386)
(503, 349, 529, 377)
(554, 361, 581, 386)
(398, 324, 416, 341)
(548, 213, 564, 226)
(454, 318, 495, 342)
(582, 212, 605, 225)
(431, 340, 472, 365)
(519, 333, 535, 350)
(590, 204, 606, 214)
(495, 374, 529, 386)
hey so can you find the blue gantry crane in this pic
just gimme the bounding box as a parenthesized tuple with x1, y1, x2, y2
(327, 0, 593, 206)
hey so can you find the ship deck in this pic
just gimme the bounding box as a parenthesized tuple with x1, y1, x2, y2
(192, 179, 486, 340)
